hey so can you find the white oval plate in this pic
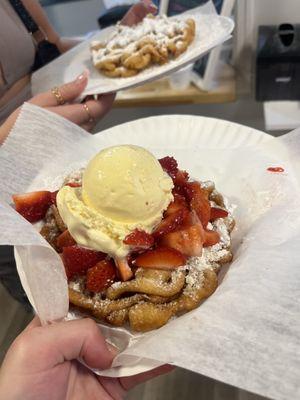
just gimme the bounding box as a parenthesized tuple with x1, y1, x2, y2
(31, 13, 234, 96)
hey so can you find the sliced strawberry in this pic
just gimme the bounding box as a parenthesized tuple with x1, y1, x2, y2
(50, 190, 59, 205)
(210, 207, 228, 220)
(135, 247, 186, 270)
(182, 209, 201, 227)
(62, 245, 106, 279)
(86, 259, 116, 293)
(153, 208, 189, 239)
(160, 223, 204, 257)
(56, 230, 76, 251)
(158, 156, 178, 178)
(203, 230, 220, 247)
(123, 229, 154, 249)
(184, 181, 211, 228)
(12, 191, 52, 222)
(114, 257, 133, 281)
(65, 182, 81, 188)
(165, 193, 188, 216)
(172, 170, 190, 197)
(173, 169, 189, 186)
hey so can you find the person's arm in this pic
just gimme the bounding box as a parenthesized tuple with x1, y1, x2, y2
(21, 0, 78, 53)
(21, 0, 60, 45)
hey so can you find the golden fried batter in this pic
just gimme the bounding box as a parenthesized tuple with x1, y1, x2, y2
(128, 268, 217, 332)
(129, 303, 174, 332)
(68, 268, 218, 332)
(106, 268, 186, 300)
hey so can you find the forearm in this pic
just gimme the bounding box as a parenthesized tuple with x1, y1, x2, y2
(0, 109, 19, 145)
(21, 0, 59, 44)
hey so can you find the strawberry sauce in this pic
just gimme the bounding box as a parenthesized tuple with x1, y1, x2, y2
(267, 167, 285, 173)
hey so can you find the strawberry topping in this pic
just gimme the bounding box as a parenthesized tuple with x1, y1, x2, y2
(114, 257, 133, 281)
(123, 229, 154, 249)
(203, 230, 220, 247)
(173, 169, 189, 186)
(135, 246, 186, 269)
(165, 193, 188, 216)
(184, 181, 211, 228)
(153, 208, 189, 238)
(160, 223, 204, 257)
(56, 230, 76, 251)
(158, 156, 178, 178)
(210, 207, 228, 220)
(65, 182, 81, 188)
(86, 259, 116, 293)
(12, 191, 52, 222)
(62, 245, 106, 279)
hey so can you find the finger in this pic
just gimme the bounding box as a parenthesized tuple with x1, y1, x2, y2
(16, 318, 114, 372)
(120, 364, 175, 391)
(46, 93, 115, 126)
(121, 1, 157, 26)
(80, 121, 96, 132)
(29, 70, 89, 108)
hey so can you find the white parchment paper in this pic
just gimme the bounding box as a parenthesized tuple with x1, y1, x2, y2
(0, 104, 299, 400)
(31, 4, 233, 96)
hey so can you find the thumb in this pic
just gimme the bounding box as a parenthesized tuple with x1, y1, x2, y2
(5, 318, 114, 374)
(29, 70, 89, 108)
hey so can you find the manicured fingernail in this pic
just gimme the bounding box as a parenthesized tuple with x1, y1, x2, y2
(76, 69, 89, 83)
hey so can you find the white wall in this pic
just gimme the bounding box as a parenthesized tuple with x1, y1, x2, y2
(44, 0, 105, 37)
(253, 0, 300, 29)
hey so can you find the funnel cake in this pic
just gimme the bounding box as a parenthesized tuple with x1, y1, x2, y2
(91, 15, 196, 77)
(12, 152, 234, 332)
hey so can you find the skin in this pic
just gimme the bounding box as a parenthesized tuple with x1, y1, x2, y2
(0, 317, 173, 400)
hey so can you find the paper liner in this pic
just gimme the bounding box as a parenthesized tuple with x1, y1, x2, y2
(0, 104, 300, 400)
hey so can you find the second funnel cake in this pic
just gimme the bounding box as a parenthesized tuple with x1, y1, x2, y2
(91, 15, 196, 77)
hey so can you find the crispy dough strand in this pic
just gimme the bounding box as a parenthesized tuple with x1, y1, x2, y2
(106, 268, 186, 300)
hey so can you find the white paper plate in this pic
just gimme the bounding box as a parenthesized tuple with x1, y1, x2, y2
(91, 114, 273, 149)
(8, 109, 300, 398)
(14, 114, 276, 378)
(31, 13, 234, 96)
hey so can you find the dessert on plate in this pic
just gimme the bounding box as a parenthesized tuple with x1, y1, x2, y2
(12, 145, 234, 332)
(91, 15, 196, 77)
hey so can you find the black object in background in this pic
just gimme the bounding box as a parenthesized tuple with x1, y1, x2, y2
(256, 23, 300, 101)
(98, 5, 131, 29)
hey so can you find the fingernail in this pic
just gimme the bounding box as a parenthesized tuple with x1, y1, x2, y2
(76, 69, 89, 83)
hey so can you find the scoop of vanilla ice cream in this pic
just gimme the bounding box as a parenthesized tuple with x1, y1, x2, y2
(56, 145, 173, 258)
(82, 145, 173, 223)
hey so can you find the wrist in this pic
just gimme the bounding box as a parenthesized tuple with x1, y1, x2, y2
(45, 30, 60, 46)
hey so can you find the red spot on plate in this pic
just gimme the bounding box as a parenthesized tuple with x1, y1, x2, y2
(267, 167, 285, 173)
